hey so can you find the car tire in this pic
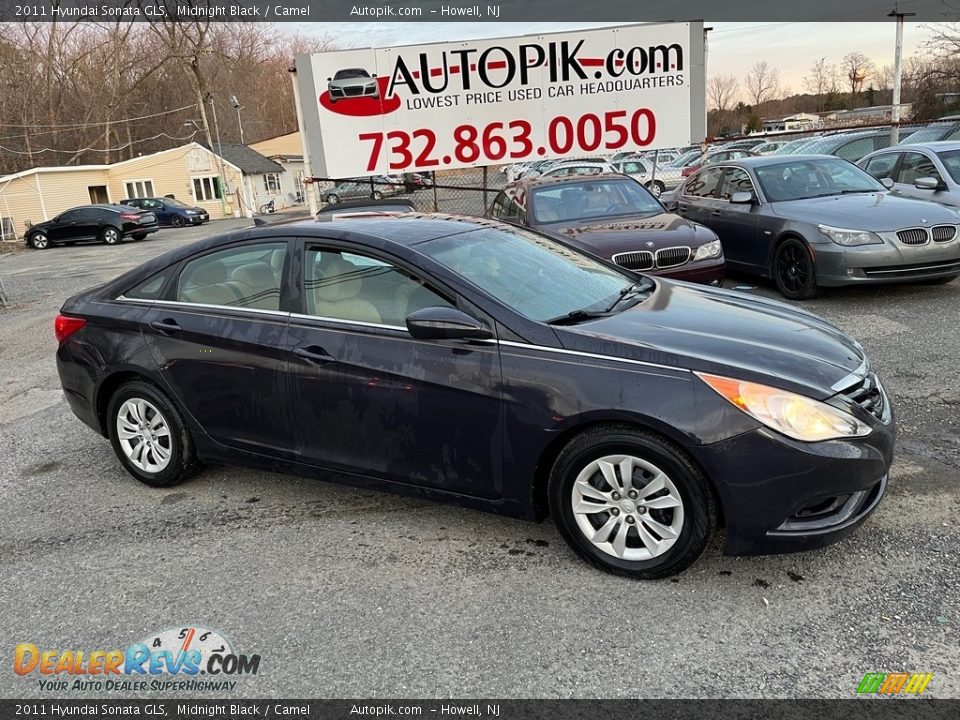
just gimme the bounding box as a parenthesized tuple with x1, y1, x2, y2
(918, 274, 959, 285)
(548, 424, 716, 579)
(646, 180, 665, 198)
(773, 238, 821, 300)
(372, 190, 383, 200)
(28, 233, 50, 250)
(132, 232, 147, 241)
(171, 215, 185, 228)
(107, 380, 200, 488)
(326, 194, 340, 204)
(100, 226, 122, 245)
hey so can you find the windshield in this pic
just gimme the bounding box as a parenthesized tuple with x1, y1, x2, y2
(163, 198, 190, 208)
(668, 149, 702, 167)
(936, 150, 960, 183)
(902, 126, 948, 143)
(530, 177, 662, 223)
(334, 69, 370, 79)
(419, 226, 636, 322)
(754, 158, 886, 201)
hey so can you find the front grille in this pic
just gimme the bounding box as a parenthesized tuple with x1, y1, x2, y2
(343, 86, 364, 96)
(612, 250, 654, 271)
(863, 258, 960, 278)
(896, 228, 929, 245)
(655, 246, 692, 269)
(840, 372, 886, 421)
(932, 225, 957, 242)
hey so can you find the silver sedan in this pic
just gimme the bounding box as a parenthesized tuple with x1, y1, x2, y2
(672, 154, 960, 299)
(859, 141, 960, 208)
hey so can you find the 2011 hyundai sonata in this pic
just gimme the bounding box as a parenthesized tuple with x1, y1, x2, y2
(55, 215, 894, 578)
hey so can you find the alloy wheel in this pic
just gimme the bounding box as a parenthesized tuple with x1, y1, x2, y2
(571, 454, 685, 561)
(776, 243, 809, 293)
(103, 228, 120, 244)
(30, 233, 49, 249)
(116, 398, 172, 473)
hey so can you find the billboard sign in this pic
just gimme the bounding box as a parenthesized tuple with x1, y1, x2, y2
(295, 22, 705, 178)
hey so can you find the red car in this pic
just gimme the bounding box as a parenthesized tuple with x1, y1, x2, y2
(487, 174, 725, 285)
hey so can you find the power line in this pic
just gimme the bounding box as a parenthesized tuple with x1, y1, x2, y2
(0, 104, 198, 130)
(0, 130, 200, 157)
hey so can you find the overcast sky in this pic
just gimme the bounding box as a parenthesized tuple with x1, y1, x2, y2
(294, 21, 932, 96)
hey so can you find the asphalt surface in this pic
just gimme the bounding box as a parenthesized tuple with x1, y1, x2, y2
(0, 220, 958, 700)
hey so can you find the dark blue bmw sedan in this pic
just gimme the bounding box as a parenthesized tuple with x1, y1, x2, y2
(54, 214, 894, 578)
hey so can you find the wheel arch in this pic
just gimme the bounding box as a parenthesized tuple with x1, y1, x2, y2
(94, 370, 163, 436)
(767, 230, 815, 275)
(530, 415, 725, 528)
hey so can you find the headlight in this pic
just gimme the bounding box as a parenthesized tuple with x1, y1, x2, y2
(185, 210, 198, 215)
(817, 224, 881, 246)
(698, 372, 872, 442)
(693, 239, 722, 261)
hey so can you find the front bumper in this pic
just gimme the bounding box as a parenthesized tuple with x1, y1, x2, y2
(813, 238, 960, 286)
(691, 417, 895, 556)
(656, 257, 726, 286)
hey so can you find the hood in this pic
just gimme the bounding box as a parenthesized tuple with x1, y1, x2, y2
(556, 281, 863, 398)
(538, 212, 715, 255)
(773, 192, 960, 230)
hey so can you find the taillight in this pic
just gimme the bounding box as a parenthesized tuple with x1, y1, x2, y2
(55, 314, 86, 344)
(119, 212, 139, 221)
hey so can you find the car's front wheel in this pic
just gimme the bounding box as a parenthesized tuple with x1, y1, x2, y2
(646, 180, 665, 198)
(171, 215, 185, 228)
(372, 190, 383, 200)
(101, 226, 122, 245)
(773, 237, 821, 300)
(549, 425, 716, 579)
(29, 232, 50, 250)
(132, 232, 147, 240)
(107, 380, 200, 488)
(326, 193, 340, 204)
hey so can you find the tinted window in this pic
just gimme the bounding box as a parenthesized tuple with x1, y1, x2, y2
(684, 167, 725, 198)
(529, 178, 660, 223)
(720, 168, 756, 199)
(177, 242, 286, 310)
(836, 137, 875, 161)
(620, 161, 647, 174)
(125, 266, 176, 300)
(754, 158, 884, 201)
(490, 190, 524, 221)
(898, 152, 943, 185)
(863, 153, 899, 180)
(420, 226, 633, 323)
(57, 209, 85, 223)
(935, 150, 960, 183)
(304, 248, 451, 327)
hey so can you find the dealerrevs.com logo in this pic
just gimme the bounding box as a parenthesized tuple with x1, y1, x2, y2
(14, 626, 260, 693)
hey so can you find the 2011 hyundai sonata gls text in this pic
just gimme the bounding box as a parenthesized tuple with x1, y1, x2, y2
(55, 215, 894, 578)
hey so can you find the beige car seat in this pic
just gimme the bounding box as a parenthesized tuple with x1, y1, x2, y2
(230, 262, 281, 309)
(310, 258, 382, 324)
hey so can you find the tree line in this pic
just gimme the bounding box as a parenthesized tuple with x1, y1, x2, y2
(0, 21, 334, 176)
(706, 24, 960, 136)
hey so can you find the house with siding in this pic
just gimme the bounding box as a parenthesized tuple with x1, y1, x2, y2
(0, 143, 261, 241)
(248, 131, 310, 208)
(199, 143, 286, 216)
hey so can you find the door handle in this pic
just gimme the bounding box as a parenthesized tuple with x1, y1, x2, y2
(149, 318, 182, 334)
(293, 345, 336, 364)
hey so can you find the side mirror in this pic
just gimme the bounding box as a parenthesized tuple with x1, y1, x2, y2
(327, 77, 331, 82)
(880, 177, 895, 190)
(406, 306, 492, 341)
(372, 73, 378, 78)
(914, 176, 940, 190)
(730, 191, 754, 204)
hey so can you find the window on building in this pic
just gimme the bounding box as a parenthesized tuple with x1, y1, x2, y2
(192, 176, 222, 202)
(294, 170, 305, 193)
(124, 180, 155, 199)
(263, 173, 281, 193)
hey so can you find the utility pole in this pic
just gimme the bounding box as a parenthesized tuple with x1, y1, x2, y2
(889, 6, 916, 145)
(230, 95, 245, 144)
(206, 93, 229, 217)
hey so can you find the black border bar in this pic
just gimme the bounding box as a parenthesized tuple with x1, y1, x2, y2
(0, 0, 958, 22)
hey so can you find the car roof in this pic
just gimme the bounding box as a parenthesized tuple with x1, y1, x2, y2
(716, 154, 851, 168)
(509, 172, 634, 189)
(889, 141, 960, 151)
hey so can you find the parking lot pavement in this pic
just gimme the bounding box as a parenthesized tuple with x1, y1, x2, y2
(0, 221, 958, 699)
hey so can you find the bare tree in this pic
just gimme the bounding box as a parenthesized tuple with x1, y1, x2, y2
(842, 51, 874, 100)
(708, 74, 740, 112)
(803, 57, 838, 111)
(744, 61, 781, 108)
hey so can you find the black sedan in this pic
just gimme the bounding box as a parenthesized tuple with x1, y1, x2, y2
(25, 204, 159, 250)
(55, 215, 893, 578)
(672, 155, 960, 299)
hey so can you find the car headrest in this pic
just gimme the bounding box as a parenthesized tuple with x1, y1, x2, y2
(183, 260, 227, 287)
(313, 258, 363, 302)
(231, 262, 277, 290)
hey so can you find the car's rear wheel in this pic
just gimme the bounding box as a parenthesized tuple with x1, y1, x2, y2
(171, 215, 185, 228)
(326, 193, 340, 204)
(101, 226, 122, 245)
(373, 190, 383, 200)
(548, 425, 716, 579)
(773, 238, 821, 300)
(107, 380, 200, 488)
(29, 233, 50, 250)
(646, 180, 665, 198)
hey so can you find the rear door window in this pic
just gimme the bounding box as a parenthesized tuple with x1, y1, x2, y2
(176, 242, 288, 311)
